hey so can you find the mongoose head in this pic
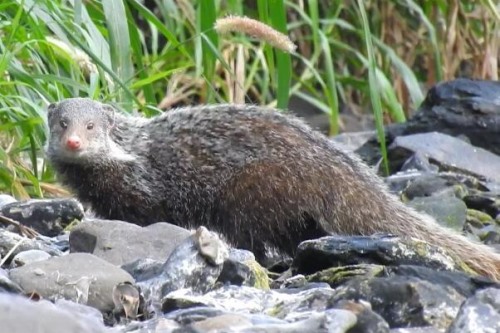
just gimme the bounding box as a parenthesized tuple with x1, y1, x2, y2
(46, 98, 117, 163)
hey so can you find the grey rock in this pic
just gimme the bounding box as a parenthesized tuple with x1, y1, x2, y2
(332, 300, 390, 333)
(408, 196, 468, 232)
(69, 219, 190, 266)
(0, 268, 23, 293)
(121, 258, 164, 282)
(9, 253, 134, 312)
(400, 152, 439, 173)
(139, 230, 228, 308)
(391, 328, 441, 333)
(294, 235, 458, 276)
(388, 132, 500, 183)
(333, 276, 465, 330)
(331, 131, 375, 152)
(1, 198, 84, 237)
(447, 287, 500, 333)
(0, 293, 106, 333)
(10, 249, 52, 268)
(0, 228, 62, 261)
(0, 194, 16, 208)
(401, 174, 454, 200)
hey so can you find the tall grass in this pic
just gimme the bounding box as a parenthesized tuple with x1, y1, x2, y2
(0, 0, 498, 197)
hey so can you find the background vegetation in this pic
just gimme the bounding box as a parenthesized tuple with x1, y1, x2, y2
(0, 0, 498, 198)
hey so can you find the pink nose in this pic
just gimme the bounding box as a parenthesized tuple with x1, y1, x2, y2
(66, 136, 81, 150)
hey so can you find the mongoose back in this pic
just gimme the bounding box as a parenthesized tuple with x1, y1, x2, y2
(46, 98, 500, 280)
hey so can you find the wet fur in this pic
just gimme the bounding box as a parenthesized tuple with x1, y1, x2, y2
(47, 98, 500, 280)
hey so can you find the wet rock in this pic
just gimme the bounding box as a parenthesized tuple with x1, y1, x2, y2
(10, 249, 52, 268)
(463, 192, 500, 218)
(0, 293, 106, 333)
(447, 287, 500, 333)
(293, 235, 457, 275)
(0, 194, 16, 208)
(333, 276, 465, 330)
(388, 132, 500, 183)
(69, 219, 190, 266)
(0, 229, 62, 263)
(139, 227, 229, 308)
(1, 198, 84, 237)
(466, 209, 494, 227)
(307, 264, 385, 288)
(9, 253, 134, 312)
(399, 152, 439, 173)
(407, 196, 467, 231)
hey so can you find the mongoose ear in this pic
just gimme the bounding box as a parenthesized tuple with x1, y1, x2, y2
(47, 102, 57, 124)
(101, 104, 116, 128)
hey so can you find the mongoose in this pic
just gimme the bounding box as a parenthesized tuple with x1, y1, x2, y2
(46, 98, 500, 280)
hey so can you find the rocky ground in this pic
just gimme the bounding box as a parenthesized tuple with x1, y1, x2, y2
(1, 79, 500, 332)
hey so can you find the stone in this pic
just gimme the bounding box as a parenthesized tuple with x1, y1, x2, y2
(293, 235, 457, 276)
(69, 219, 190, 266)
(0, 268, 22, 293)
(0, 293, 106, 332)
(1, 198, 84, 237)
(447, 287, 500, 333)
(9, 253, 134, 312)
(0, 194, 16, 208)
(388, 132, 500, 183)
(407, 196, 467, 232)
(333, 300, 390, 333)
(10, 249, 52, 268)
(0, 228, 62, 262)
(333, 276, 465, 330)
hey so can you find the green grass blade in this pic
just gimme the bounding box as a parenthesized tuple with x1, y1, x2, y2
(357, 0, 388, 174)
(102, 0, 134, 110)
(198, 0, 218, 103)
(268, 0, 291, 109)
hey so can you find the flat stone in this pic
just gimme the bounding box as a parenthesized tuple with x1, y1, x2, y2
(0, 293, 106, 333)
(69, 219, 191, 266)
(9, 253, 134, 312)
(388, 132, 500, 183)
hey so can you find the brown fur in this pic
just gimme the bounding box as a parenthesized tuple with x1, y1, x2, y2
(46, 98, 500, 280)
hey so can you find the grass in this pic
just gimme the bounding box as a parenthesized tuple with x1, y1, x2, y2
(0, 0, 498, 198)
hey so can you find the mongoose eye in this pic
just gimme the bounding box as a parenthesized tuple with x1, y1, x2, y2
(87, 122, 94, 130)
(60, 120, 67, 129)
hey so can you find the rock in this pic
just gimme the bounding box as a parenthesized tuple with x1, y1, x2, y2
(447, 287, 500, 333)
(333, 276, 465, 330)
(9, 253, 134, 312)
(0, 268, 22, 293)
(401, 174, 454, 200)
(138, 228, 229, 308)
(69, 219, 190, 266)
(333, 300, 390, 333)
(0, 194, 16, 208)
(0, 229, 62, 262)
(463, 192, 500, 218)
(388, 132, 500, 183)
(330, 131, 375, 152)
(400, 152, 439, 173)
(307, 264, 385, 288)
(407, 196, 467, 232)
(293, 235, 458, 275)
(121, 258, 164, 282)
(398, 79, 500, 156)
(0, 293, 106, 332)
(381, 265, 499, 298)
(10, 249, 52, 268)
(390, 328, 441, 333)
(1, 198, 83, 237)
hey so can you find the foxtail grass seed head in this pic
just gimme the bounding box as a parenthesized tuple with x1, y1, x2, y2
(215, 16, 296, 53)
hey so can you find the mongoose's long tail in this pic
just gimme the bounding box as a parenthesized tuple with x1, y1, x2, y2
(393, 203, 500, 281)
